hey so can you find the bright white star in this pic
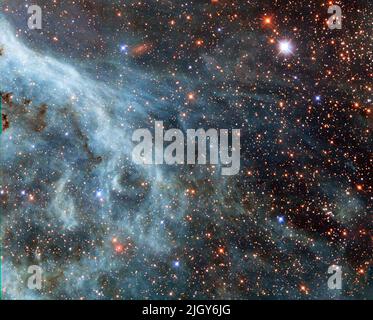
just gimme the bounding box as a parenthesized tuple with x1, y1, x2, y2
(120, 44, 128, 54)
(279, 40, 293, 55)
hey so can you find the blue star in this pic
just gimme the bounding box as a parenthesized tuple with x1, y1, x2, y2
(120, 44, 128, 54)
(96, 190, 103, 197)
(277, 216, 285, 224)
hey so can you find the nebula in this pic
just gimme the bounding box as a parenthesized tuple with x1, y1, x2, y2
(0, 0, 372, 300)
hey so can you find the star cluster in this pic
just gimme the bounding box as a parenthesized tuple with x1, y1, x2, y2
(0, 0, 372, 299)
